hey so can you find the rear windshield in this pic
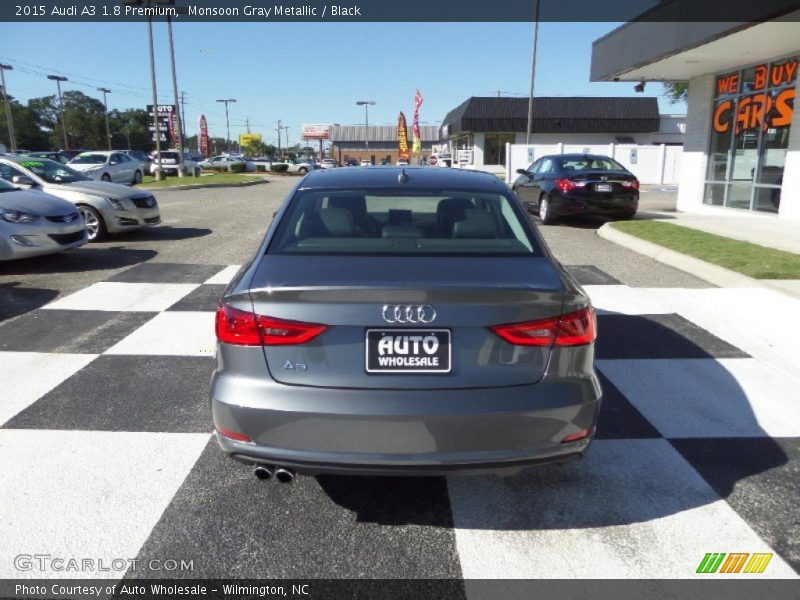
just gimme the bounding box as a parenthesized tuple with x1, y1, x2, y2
(557, 156, 627, 172)
(268, 189, 540, 256)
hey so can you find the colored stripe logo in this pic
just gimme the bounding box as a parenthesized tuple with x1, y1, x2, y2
(697, 553, 772, 574)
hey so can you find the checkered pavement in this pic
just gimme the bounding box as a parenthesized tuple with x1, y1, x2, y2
(0, 262, 797, 581)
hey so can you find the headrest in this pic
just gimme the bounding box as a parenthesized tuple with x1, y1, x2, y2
(451, 209, 497, 239)
(318, 207, 355, 236)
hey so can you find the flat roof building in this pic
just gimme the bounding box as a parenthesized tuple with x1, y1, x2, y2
(591, 2, 800, 218)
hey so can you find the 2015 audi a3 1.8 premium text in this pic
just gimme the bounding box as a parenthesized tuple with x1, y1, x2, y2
(212, 167, 601, 482)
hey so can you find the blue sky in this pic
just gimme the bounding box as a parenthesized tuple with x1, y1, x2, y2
(0, 22, 685, 146)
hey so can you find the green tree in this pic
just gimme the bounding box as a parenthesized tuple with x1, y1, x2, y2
(0, 94, 49, 150)
(663, 82, 688, 104)
(28, 90, 107, 149)
(108, 108, 150, 151)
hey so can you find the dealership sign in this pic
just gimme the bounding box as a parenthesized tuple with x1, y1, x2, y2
(147, 104, 177, 146)
(301, 124, 331, 140)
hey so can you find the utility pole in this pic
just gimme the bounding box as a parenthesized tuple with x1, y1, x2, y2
(180, 91, 187, 140)
(47, 75, 69, 150)
(0, 64, 16, 153)
(98, 87, 112, 150)
(216, 98, 236, 152)
(166, 13, 185, 176)
(285, 126, 290, 152)
(245, 117, 251, 134)
(525, 0, 541, 145)
(276, 120, 283, 157)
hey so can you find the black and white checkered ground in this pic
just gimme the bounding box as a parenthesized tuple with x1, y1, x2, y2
(0, 262, 798, 580)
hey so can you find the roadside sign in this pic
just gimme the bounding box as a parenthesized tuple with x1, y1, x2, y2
(527, 147, 535, 162)
(457, 149, 472, 165)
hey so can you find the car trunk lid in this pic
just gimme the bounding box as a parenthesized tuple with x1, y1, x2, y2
(247, 255, 566, 389)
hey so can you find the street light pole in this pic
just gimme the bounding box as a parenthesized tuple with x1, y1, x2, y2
(98, 87, 112, 150)
(356, 100, 375, 156)
(216, 98, 236, 152)
(0, 64, 16, 153)
(47, 75, 69, 150)
(276, 120, 283, 157)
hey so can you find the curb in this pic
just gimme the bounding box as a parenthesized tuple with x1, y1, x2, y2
(138, 178, 270, 192)
(597, 222, 763, 288)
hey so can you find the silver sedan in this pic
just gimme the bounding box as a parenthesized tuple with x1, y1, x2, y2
(0, 178, 87, 260)
(0, 156, 160, 241)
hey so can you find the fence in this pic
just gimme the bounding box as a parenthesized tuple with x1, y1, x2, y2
(505, 143, 683, 185)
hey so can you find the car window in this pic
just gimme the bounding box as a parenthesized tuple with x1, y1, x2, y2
(537, 158, 554, 175)
(527, 158, 542, 174)
(70, 153, 108, 164)
(0, 177, 17, 191)
(268, 189, 540, 256)
(559, 156, 628, 172)
(0, 164, 26, 184)
(10, 159, 89, 184)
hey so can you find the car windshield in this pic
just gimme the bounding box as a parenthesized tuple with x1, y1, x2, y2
(269, 189, 540, 256)
(16, 159, 90, 184)
(70, 153, 107, 165)
(558, 156, 627, 172)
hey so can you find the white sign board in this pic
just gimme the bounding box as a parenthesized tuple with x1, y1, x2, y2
(301, 124, 331, 140)
(457, 149, 473, 165)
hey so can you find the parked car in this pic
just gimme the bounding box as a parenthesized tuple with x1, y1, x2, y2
(344, 158, 359, 167)
(270, 158, 316, 175)
(18, 151, 72, 165)
(149, 151, 202, 177)
(0, 156, 160, 241)
(397, 160, 409, 166)
(121, 150, 152, 174)
(320, 159, 339, 169)
(513, 153, 639, 224)
(198, 155, 256, 172)
(67, 151, 144, 185)
(360, 159, 372, 167)
(0, 177, 88, 260)
(211, 166, 600, 482)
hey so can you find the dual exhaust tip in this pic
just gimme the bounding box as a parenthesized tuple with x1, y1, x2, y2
(254, 465, 295, 483)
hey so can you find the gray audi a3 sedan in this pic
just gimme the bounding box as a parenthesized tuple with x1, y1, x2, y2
(212, 167, 601, 482)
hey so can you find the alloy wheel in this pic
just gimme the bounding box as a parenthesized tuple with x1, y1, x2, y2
(79, 205, 102, 241)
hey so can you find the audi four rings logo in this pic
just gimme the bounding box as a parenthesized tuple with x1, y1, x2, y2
(381, 304, 437, 324)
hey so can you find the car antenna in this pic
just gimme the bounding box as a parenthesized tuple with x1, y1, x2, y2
(398, 169, 409, 184)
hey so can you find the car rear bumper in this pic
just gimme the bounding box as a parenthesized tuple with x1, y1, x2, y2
(211, 370, 601, 476)
(552, 192, 638, 217)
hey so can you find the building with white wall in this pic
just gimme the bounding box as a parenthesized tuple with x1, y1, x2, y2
(439, 96, 684, 172)
(591, 5, 800, 218)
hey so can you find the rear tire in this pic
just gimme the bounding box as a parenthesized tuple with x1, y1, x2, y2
(538, 195, 556, 225)
(132, 170, 142, 185)
(298, 167, 308, 175)
(78, 204, 107, 242)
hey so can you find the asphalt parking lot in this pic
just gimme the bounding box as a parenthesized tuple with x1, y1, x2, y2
(0, 180, 798, 582)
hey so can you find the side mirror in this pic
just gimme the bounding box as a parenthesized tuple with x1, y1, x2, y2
(12, 175, 36, 187)
(516, 169, 529, 176)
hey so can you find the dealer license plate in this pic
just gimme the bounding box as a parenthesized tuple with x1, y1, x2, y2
(595, 183, 613, 192)
(365, 329, 451, 374)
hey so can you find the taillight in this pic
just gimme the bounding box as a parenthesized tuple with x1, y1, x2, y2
(555, 178, 586, 192)
(621, 179, 639, 190)
(215, 303, 328, 346)
(561, 427, 595, 443)
(491, 306, 596, 347)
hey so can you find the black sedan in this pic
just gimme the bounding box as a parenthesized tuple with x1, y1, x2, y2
(512, 154, 639, 224)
